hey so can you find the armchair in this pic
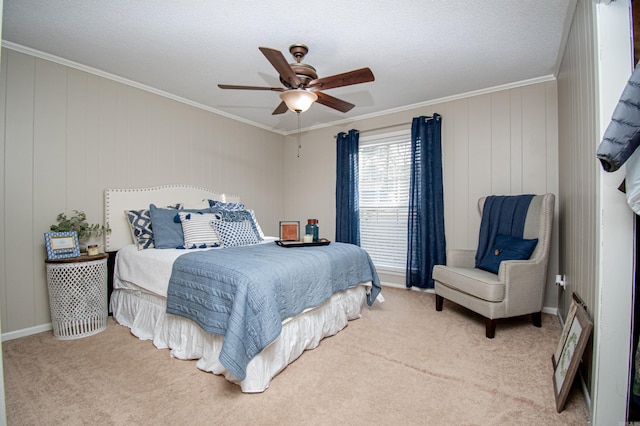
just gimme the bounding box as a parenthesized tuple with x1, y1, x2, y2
(432, 193, 555, 338)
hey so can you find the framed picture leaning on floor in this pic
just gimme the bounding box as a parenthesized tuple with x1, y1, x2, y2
(552, 294, 592, 413)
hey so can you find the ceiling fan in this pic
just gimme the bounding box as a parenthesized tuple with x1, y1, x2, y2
(218, 44, 375, 115)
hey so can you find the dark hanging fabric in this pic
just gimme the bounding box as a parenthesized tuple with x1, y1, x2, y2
(406, 114, 446, 289)
(596, 62, 640, 172)
(474, 194, 535, 268)
(335, 129, 360, 245)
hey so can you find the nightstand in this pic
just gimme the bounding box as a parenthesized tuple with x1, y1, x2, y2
(45, 253, 108, 339)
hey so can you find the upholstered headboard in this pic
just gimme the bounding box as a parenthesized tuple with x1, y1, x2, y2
(104, 184, 240, 252)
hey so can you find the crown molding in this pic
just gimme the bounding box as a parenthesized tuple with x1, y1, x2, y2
(2, 40, 557, 137)
(1, 40, 286, 135)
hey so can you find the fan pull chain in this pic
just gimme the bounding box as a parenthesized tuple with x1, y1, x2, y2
(297, 111, 302, 158)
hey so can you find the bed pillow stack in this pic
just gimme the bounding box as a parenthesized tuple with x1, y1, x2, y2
(125, 200, 264, 250)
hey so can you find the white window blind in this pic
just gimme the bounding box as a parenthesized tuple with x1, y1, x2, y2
(359, 130, 411, 271)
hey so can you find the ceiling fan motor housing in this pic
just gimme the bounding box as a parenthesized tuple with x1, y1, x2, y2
(279, 44, 317, 88)
(281, 63, 317, 88)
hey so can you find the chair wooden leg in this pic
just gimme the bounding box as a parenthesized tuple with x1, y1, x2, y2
(532, 311, 542, 328)
(485, 319, 496, 339)
(435, 294, 444, 311)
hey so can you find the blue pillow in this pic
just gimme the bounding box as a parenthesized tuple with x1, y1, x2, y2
(477, 234, 538, 274)
(148, 204, 200, 249)
(125, 203, 182, 250)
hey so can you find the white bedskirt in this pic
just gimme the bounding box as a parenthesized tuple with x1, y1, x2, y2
(110, 283, 369, 393)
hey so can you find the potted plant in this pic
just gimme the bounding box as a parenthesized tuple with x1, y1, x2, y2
(50, 210, 111, 253)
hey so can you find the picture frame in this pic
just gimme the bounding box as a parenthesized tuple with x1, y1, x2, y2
(279, 221, 300, 241)
(552, 299, 593, 413)
(44, 231, 81, 260)
(552, 299, 579, 368)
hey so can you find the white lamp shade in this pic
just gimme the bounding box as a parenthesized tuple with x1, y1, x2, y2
(279, 89, 318, 113)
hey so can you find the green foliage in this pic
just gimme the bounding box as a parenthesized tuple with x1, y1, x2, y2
(50, 210, 111, 240)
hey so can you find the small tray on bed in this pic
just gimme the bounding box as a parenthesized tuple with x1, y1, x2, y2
(275, 239, 331, 248)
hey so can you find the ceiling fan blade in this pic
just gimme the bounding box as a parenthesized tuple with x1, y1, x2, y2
(315, 92, 355, 113)
(259, 47, 302, 89)
(272, 101, 289, 115)
(218, 84, 284, 92)
(308, 68, 374, 92)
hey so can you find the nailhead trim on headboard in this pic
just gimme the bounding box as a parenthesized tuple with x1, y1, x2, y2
(104, 184, 240, 252)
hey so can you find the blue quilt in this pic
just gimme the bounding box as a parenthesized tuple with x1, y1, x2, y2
(166, 242, 381, 380)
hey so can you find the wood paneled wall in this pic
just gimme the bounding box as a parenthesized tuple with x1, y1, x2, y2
(0, 48, 285, 334)
(557, 1, 635, 421)
(284, 80, 560, 308)
(0, 47, 561, 334)
(557, 0, 598, 323)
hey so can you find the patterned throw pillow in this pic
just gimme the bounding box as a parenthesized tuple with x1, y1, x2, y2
(208, 200, 265, 240)
(178, 212, 221, 249)
(208, 200, 245, 211)
(210, 210, 261, 247)
(125, 203, 182, 250)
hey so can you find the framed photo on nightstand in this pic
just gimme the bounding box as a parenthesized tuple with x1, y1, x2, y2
(279, 221, 300, 241)
(44, 231, 81, 260)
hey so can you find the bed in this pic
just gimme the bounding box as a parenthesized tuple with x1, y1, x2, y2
(105, 184, 381, 392)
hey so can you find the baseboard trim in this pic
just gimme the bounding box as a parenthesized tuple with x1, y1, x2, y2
(2, 323, 52, 342)
(382, 282, 435, 292)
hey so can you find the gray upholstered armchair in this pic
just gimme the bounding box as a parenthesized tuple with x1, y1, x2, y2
(432, 193, 555, 338)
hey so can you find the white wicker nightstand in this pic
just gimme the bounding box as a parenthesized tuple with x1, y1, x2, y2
(45, 254, 108, 339)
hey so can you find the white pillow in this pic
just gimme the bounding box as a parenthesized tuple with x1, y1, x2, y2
(247, 209, 265, 239)
(182, 199, 211, 209)
(178, 212, 221, 249)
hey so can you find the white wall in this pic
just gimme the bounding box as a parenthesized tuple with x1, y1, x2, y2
(0, 47, 561, 333)
(0, 1, 8, 422)
(558, 0, 600, 318)
(283, 81, 560, 308)
(593, 1, 635, 423)
(556, 0, 633, 422)
(0, 47, 286, 334)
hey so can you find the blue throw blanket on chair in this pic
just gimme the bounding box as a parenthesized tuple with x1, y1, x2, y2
(475, 194, 535, 268)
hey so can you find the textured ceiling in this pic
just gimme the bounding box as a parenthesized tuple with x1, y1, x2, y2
(2, 0, 575, 134)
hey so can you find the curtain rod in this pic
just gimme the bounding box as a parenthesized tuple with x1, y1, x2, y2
(333, 115, 436, 138)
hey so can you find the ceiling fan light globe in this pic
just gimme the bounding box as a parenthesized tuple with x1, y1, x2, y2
(279, 89, 318, 113)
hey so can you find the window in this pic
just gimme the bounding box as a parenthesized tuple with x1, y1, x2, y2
(359, 130, 411, 272)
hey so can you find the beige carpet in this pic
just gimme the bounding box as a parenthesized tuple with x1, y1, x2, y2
(3, 287, 588, 425)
